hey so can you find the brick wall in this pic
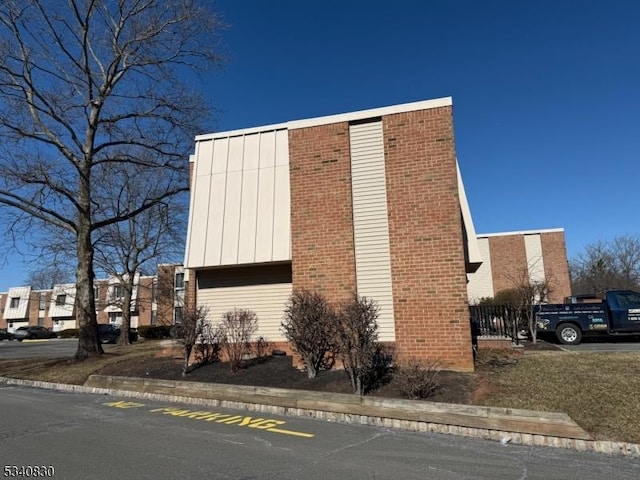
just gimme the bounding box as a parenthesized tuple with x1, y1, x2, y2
(157, 265, 177, 325)
(289, 122, 356, 302)
(383, 107, 474, 371)
(489, 234, 529, 294)
(136, 277, 154, 326)
(541, 231, 572, 303)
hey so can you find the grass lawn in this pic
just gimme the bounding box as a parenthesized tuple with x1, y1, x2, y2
(1, 339, 639, 443)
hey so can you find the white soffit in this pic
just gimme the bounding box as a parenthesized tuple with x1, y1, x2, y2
(477, 228, 565, 238)
(185, 129, 291, 269)
(457, 162, 482, 268)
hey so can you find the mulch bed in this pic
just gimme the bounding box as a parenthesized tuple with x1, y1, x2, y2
(97, 353, 477, 404)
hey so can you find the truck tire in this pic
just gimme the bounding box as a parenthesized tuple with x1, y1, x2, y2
(556, 323, 582, 345)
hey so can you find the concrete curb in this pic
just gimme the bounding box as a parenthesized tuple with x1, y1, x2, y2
(2, 375, 639, 457)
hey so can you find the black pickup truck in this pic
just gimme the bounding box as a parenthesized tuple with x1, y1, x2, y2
(536, 290, 640, 345)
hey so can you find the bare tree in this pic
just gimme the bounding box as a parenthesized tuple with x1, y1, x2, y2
(172, 303, 210, 377)
(93, 167, 186, 346)
(571, 235, 640, 295)
(0, 1, 221, 359)
(281, 289, 338, 379)
(25, 263, 73, 290)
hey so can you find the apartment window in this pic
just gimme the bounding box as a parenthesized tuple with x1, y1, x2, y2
(151, 311, 157, 326)
(175, 272, 184, 290)
(174, 306, 183, 325)
(152, 281, 157, 303)
(112, 285, 123, 301)
(55, 294, 67, 306)
(109, 313, 122, 325)
(39, 293, 47, 311)
(9, 297, 19, 309)
(94, 286, 99, 302)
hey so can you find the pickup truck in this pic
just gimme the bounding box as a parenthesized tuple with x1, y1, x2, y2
(536, 290, 640, 345)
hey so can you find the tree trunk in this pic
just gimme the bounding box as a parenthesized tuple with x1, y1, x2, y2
(117, 279, 133, 346)
(75, 219, 103, 359)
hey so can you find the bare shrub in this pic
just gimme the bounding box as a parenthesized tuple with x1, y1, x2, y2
(171, 304, 210, 377)
(395, 359, 441, 399)
(194, 322, 223, 365)
(220, 308, 258, 373)
(281, 289, 338, 379)
(336, 294, 380, 395)
(253, 336, 271, 359)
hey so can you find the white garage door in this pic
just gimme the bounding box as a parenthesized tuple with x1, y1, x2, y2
(197, 264, 292, 342)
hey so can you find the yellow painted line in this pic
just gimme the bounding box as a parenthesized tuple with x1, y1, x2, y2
(266, 427, 315, 438)
(103, 401, 315, 438)
(21, 339, 50, 343)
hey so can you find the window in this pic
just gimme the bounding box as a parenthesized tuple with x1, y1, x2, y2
(174, 306, 183, 325)
(55, 294, 67, 306)
(94, 286, 100, 302)
(175, 273, 184, 290)
(39, 293, 47, 311)
(109, 313, 122, 325)
(111, 285, 123, 301)
(9, 297, 19, 309)
(151, 311, 157, 326)
(152, 281, 157, 303)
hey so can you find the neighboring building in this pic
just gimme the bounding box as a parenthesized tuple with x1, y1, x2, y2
(184, 97, 481, 371)
(466, 228, 572, 305)
(0, 264, 184, 333)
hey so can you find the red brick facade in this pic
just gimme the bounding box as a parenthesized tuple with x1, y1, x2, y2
(289, 122, 357, 302)
(383, 107, 473, 371)
(286, 106, 474, 371)
(540, 232, 571, 303)
(489, 235, 529, 295)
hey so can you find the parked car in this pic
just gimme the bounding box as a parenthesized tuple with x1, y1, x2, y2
(0, 328, 14, 341)
(98, 324, 138, 344)
(13, 326, 52, 341)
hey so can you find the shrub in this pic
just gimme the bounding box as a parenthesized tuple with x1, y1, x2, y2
(253, 336, 271, 359)
(281, 289, 338, 379)
(219, 308, 258, 373)
(194, 321, 223, 365)
(335, 294, 380, 395)
(138, 325, 172, 339)
(394, 359, 441, 399)
(171, 304, 210, 377)
(56, 328, 78, 338)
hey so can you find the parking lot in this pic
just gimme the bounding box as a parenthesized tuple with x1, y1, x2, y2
(0, 338, 82, 359)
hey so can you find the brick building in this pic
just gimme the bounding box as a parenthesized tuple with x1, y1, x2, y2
(0, 264, 184, 333)
(184, 97, 482, 371)
(466, 229, 572, 304)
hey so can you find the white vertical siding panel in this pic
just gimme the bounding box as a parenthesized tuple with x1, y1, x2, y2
(185, 175, 211, 267)
(238, 169, 259, 264)
(221, 170, 243, 264)
(466, 238, 494, 303)
(227, 136, 245, 172)
(195, 140, 213, 176)
(204, 173, 226, 266)
(272, 165, 290, 261)
(255, 168, 275, 262)
(243, 133, 260, 171)
(349, 121, 395, 342)
(258, 131, 276, 169)
(275, 130, 289, 166)
(185, 129, 292, 269)
(525, 234, 546, 283)
(212, 137, 229, 174)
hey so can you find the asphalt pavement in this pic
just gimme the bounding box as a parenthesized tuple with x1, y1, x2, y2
(1, 384, 639, 480)
(0, 338, 79, 359)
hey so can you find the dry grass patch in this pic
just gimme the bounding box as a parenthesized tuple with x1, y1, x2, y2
(477, 351, 640, 443)
(0, 341, 164, 385)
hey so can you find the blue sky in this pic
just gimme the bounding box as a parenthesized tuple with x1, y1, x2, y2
(2, 0, 639, 290)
